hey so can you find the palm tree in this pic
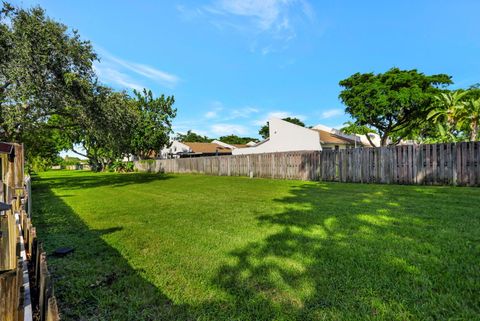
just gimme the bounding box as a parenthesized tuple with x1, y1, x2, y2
(457, 97, 480, 141)
(427, 91, 467, 141)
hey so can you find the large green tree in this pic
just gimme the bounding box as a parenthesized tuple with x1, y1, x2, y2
(175, 130, 211, 143)
(218, 135, 257, 145)
(0, 3, 96, 160)
(339, 68, 452, 146)
(130, 89, 176, 159)
(258, 117, 305, 139)
(68, 86, 137, 170)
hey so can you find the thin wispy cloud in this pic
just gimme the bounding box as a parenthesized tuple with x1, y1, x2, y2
(321, 108, 344, 119)
(203, 102, 260, 121)
(204, 101, 224, 119)
(178, 0, 315, 54)
(93, 65, 144, 91)
(227, 106, 260, 119)
(211, 123, 249, 135)
(94, 47, 180, 90)
(205, 111, 219, 119)
(254, 110, 306, 125)
(174, 102, 262, 137)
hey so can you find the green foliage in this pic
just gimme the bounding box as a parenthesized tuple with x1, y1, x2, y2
(109, 161, 134, 173)
(1, 3, 177, 170)
(130, 89, 176, 159)
(60, 86, 176, 170)
(339, 68, 452, 145)
(28, 155, 56, 172)
(341, 121, 378, 147)
(34, 171, 480, 320)
(427, 89, 480, 142)
(218, 135, 257, 145)
(61, 156, 83, 166)
(0, 2, 96, 161)
(175, 130, 211, 143)
(259, 117, 305, 139)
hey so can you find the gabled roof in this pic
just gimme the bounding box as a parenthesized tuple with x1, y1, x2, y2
(311, 129, 358, 145)
(231, 144, 248, 149)
(182, 142, 232, 154)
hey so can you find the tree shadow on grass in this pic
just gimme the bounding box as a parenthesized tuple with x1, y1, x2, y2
(32, 173, 480, 321)
(209, 183, 480, 320)
(37, 171, 173, 191)
(32, 176, 193, 321)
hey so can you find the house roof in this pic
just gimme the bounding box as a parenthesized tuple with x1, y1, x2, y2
(312, 129, 358, 145)
(182, 142, 232, 154)
(232, 144, 248, 149)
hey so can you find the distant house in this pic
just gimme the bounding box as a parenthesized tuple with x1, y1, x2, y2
(160, 140, 247, 158)
(233, 118, 371, 156)
(233, 118, 324, 155)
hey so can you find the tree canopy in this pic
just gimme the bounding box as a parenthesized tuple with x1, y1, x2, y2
(0, 3, 96, 160)
(339, 68, 452, 146)
(175, 130, 211, 143)
(0, 2, 177, 171)
(218, 135, 257, 145)
(258, 117, 305, 139)
(130, 89, 176, 159)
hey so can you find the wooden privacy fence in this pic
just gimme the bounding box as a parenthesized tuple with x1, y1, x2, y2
(135, 142, 480, 186)
(0, 143, 60, 321)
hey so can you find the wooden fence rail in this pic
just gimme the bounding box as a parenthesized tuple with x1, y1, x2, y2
(0, 143, 60, 321)
(135, 142, 480, 186)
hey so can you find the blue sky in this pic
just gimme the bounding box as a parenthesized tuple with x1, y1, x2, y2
(12, 0, 480, 139)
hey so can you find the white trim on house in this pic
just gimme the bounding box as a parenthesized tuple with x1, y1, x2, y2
(211, 140, 237, 149)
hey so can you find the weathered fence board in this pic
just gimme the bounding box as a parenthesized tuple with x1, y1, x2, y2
(135, 142, 480, 186)
(1, 144, 59, 321)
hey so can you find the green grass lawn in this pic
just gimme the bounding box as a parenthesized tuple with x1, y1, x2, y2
(33, 170, 479, 321)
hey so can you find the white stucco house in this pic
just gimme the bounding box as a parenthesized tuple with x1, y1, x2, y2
(233, 118, 328, 155)
(233, 118, 373, 156)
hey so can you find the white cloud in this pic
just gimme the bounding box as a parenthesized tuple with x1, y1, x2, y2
(212, 0, 285, 31)
(204, 101, 224, 119)
(205, 111, 219, 119)
(253, 110, 306, 125)
(93, 64, 144, 91)
(228, 106, 260, 119)
(179, 0, 315, 53)
(95, 47, 180, 90)
(211, 123, 248, 135)
(321, 108, 344, 119)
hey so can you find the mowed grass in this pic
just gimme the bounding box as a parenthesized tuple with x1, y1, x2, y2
(33, 170, 479, 321)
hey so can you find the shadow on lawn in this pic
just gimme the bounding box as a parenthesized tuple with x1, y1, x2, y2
(33, 173, 479, 321)
(38, 171, 172, 190)
(32, 176, 193, 321)
(208, 183, 479, 320)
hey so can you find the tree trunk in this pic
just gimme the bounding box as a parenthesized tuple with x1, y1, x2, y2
(380, 134, 389, 146)
(364, 133, 377, 147)
(471, 119, 479, 141)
